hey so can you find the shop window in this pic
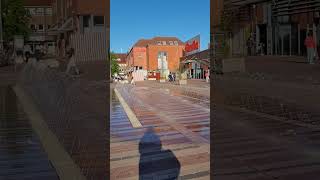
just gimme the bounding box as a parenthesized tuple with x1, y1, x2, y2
(94, 16, 104, 26)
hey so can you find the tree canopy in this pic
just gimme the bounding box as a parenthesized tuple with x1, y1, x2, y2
(110, 52, 120, 76)
(2, 0, 31, 41)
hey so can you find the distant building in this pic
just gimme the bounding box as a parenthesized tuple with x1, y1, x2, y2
(114, 53, 127, 74)
(127, 37, 185, 74)
(24, 0, 55, 55)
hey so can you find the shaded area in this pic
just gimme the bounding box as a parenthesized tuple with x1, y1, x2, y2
(212, 57, 320, 179)
(139, 127, 180, 180)
(0, 86, 59, 180)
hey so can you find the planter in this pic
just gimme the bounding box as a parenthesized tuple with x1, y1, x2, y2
(179, 79, 187, 85)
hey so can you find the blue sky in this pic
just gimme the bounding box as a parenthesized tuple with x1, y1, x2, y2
(110, 0, 210, 53)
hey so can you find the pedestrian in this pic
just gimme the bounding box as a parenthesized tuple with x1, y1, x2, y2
(65, 48, 80, 75)
(304, 32, 316, 64)
(23, 44, 32, 63)
(205, 70, 209, 83)
(173, 73, 176, 81)
(131, 75, 136, 85)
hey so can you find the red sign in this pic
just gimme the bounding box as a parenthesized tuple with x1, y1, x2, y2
(185, 40, 199, 53)
(185, 35, 200, 56)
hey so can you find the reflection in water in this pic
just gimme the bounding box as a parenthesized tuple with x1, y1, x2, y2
(139, 127, 180, 180)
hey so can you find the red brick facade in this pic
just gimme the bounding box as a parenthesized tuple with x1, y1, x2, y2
(127, 37, 185, 72)
(147, 45, 184, 72)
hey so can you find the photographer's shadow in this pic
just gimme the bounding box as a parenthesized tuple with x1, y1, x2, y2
(139, 127, 181, 180)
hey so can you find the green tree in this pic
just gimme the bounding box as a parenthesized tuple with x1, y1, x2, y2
(110, 52, 120, 76)
(2, 0, 31, 41)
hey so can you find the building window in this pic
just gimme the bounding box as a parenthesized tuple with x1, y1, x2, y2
(38, 24, 44, 31)
(174, 41, 178, 45)
(28, 8, 36, 15)
(30, 24, 36, 31)
(47, 25, 51, 29)
(169, 41, 173, 45)
(35, 8, 44, 15)
(45, 8, 52, 15)
(162, 41, 167, 45)
(157, 41, 162, 45)
(158, 51, 168, 70)
(83, 15, 90, 28)
(94, 16, 104, 26)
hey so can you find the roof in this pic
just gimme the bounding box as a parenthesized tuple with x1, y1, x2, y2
(24, 0, 53, 6)
(180, 49, 210, 66)
(149, 37, 185, 46)
(132, 37, 185, 48)
(133, 39, 152, 47)
(114, 53, 127, 64)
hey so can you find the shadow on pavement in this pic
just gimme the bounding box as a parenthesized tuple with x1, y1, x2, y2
(139, 127, 181, 180)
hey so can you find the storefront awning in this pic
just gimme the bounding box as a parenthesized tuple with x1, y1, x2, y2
(47, 18, 73, 35)
(180, 58, 210, 66)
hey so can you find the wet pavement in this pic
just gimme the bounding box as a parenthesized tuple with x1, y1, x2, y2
(110, 85, 210, 180)
(0, 86, 59, 180)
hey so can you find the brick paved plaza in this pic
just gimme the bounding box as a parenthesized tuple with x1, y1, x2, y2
(111, 83, 210, 179)
(0, 66, 59, 179)
(212, 56, 320, 179)
(1, 55, 320, 179)
(110, 56, 320, 179)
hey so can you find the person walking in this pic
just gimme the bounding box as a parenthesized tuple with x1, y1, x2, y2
(131, 75, 136, 85)
(304, 32, 316, 64)
(23, 44, 32, 63)
(65, 48, 80, 75)
(205, 70, 209, 83)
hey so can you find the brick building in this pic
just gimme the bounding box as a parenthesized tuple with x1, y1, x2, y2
(47, 0, 107, 60)
(51, 0, 106, 34)
(127, 37, 185, 76)
(24, 0, 55, 55)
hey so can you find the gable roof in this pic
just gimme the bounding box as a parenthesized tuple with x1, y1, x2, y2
(114, 53, 127, 64)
